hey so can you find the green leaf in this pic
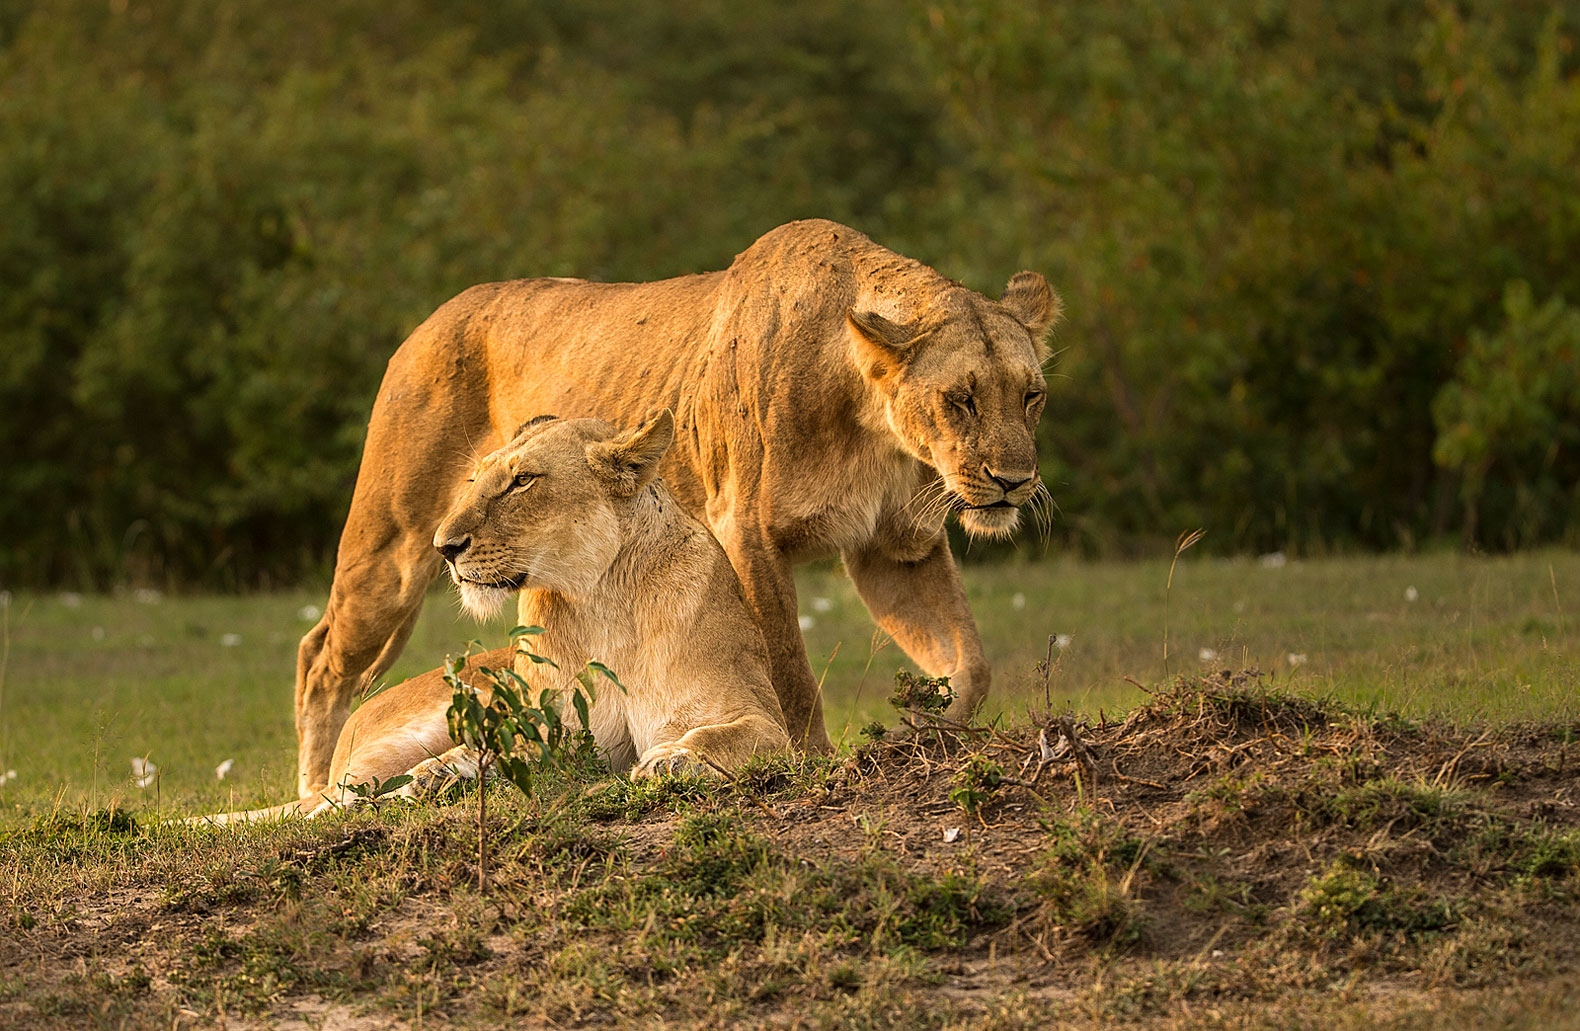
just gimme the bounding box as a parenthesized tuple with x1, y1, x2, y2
(373, 774, 413, 797)
(586, 661, 627, 693)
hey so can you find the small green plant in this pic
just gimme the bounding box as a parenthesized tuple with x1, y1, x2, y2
(1023, 814, 1151, 951)
(949, 754, 1004, 819)
(888, 670, 951, 725)
(340, 773, 413, 803)
(1297, 862, 1455, 941)
(445, 625, 624, 889)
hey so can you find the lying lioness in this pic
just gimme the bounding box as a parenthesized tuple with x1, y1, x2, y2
(202, 412, 789, 822)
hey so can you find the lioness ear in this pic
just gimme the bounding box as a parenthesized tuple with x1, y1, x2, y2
(847, 309, 922, 382)
(1001, 271, 1063, 343)
(586, 409, 675, 496)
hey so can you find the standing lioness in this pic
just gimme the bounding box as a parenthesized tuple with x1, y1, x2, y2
(206, 413, 789, 822)
(294, 219, 1060, 799)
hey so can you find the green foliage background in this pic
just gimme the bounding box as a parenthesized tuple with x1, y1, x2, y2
(1, 0, 1577, 587)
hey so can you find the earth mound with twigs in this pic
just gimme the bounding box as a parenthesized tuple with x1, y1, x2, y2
(3, 671, 1578, 1029)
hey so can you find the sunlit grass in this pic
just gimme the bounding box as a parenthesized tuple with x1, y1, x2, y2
(802, 548, 1580, 742)
(0, 549, 1574, 825)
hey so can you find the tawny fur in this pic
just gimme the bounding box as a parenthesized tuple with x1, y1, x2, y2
(201, 416, 790, 824)
(293, 219, 1060, 799)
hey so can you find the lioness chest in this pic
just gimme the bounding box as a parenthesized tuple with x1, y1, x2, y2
(766, 442, 926, 561)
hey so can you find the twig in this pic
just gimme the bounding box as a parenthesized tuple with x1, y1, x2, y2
(1432, 730, 1494, 788)
(1037, 634, 1056, 710)
(1109, 758, 1166, 791)
(1164, 528, 1206, 676)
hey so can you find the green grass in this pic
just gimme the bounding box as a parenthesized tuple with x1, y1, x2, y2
(799, 548, 1579, 741)
(0, 549, 1575, 822)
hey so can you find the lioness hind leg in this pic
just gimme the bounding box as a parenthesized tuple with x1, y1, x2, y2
(632, 715, 791, 779)
(295, 560, 438, 800)
(710, 524, 835, 754)
(294, 339, 495, 800)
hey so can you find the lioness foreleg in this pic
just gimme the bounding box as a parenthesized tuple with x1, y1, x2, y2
(843, 535, 991, 725)
(393, 745, 489, 798)
(632, 714, 791, 779)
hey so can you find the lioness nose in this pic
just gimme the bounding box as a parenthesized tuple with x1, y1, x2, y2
(985, 468, 1034, 493)
(435, 535, 471, 562)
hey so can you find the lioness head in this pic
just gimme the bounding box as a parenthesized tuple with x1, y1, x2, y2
(847, 271, 1062, 538)
(433, 411, 675, 619)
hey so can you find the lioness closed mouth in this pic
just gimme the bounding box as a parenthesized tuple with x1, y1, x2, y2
(455, 572, 527, 590)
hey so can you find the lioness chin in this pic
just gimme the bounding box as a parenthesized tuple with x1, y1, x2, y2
(200, 412, 789, 823)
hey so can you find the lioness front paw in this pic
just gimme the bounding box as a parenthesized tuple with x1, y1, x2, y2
(395, 748, 488, 800)
(632, 744, 712, 779)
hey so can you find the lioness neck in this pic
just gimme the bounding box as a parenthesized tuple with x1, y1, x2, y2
(522, 483, 710, 664)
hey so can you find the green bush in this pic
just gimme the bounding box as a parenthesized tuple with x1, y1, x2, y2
(1433, 282, 1580, 547)
(1, 0, 1576, 586)
(918, 1, 1580, 554)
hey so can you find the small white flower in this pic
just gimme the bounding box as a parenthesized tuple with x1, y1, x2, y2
(132, 588, 162, 605)
(215, 759, 235, 781)
(1199, 647, 1219, 662)
(91, 626, 105, 641)
(1011, 592, 1027, 611)
(60, 591, 83, 608)
(1232, 599, 1246, 614)
(811, 596, 833, 613)
(797, 615, 815, 631)
(297, 604, 321, 622)
(1404, 585, 1419, 603)
(1258, 552, 1287, 569)
(220, 633, 242, 647)
(1054, 633, 1073, 649)
(943, 827, 962, 843)
(1287, 652, 1308, 667)
(131, 757, 157, 788)
(3, 770, 16, 782)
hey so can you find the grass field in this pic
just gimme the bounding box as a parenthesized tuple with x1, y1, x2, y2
(0, 550, 1574, 821)
(2, 550, 1579, 1030)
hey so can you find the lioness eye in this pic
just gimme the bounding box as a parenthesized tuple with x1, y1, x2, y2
(1025, 390, 1045, 409)
(949, 392, 977, 418)
(512, 473, 536, 489)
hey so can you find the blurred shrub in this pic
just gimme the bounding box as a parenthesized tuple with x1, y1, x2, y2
(0, 0, 1576, 587)
(1433, 282, 1580, 548)
(0, 0, 941, 586)
(918, 0, 1580, 555)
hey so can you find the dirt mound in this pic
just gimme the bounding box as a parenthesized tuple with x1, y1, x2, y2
(3, 672, 1578, 1029)
(830, 670, 1580, 969)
